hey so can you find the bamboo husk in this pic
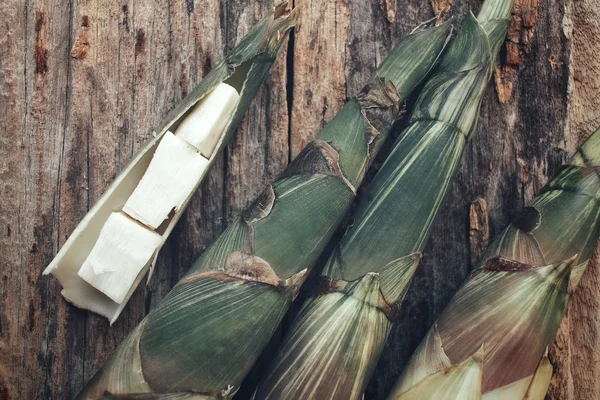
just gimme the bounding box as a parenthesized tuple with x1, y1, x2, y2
(77, 17, 453, 400)
(44, 3, 297, 323)
(388, 128, 600, 399)
(254, 2, 513, 399)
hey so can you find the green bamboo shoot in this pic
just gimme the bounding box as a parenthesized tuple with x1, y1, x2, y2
(255, 2, 513, 399)
(388, 128, 600, 399)
(76, 20, 453, 400)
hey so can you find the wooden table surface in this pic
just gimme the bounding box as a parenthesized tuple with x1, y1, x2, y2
(2, 0, 600, 398)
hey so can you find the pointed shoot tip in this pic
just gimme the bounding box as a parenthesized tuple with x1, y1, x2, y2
(472, 344, 485, 363)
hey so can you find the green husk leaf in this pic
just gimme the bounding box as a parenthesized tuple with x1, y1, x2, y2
(391, 128, 600, 399)
(139, 277, 289, 393)
(478, 0, 515, 22)
(256, 2, 513, 399)
(436, 13, 491, 72)
(378, 253, 422, 304)
(484, 165, 600, 269)
(326, 120, 467, 282)
(481, 350, 552, 400)
(78, 323, 150, 398)
(523, 353, 553, 400)
(573, 127, 600, 166)
(257, 274, 392, 399)
(250, 175, 353, 279)
(99, 392, 211, 399)
(395, 348, 483, 400)
(392, 258, 571, 398)
(78, 15, 452, 399)
(317, 100, 369, 189)
(44, 1, 297, 323)
(436, 258, 570, 392)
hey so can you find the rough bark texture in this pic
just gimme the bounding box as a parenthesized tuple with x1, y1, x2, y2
(0, 0, 599, 399)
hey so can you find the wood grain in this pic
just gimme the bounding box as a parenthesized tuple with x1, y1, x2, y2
(0, 0, 599, 399)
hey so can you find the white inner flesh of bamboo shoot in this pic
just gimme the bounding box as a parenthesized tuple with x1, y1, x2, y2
(72, 82, 240, 307)
(124, 83, 239, 228)
(122, 131, 210, 228)
(175, 82, 240, 157)
(78, 212, 162, 304)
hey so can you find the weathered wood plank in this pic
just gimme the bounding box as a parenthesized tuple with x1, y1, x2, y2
(0, 0, 30, 397)
(0, 0, 290, 398)
(289, 0, 349, 157)
(0, 0, 77, 397)
(1, 0, 600, 399)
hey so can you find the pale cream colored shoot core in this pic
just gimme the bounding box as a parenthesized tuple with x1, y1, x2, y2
(75, 82, 240, 307)
(122, 132, 209, 229)
(124, 83, 240, 228)
(175, 82, 240, 157)
(78, 212, 162, 303)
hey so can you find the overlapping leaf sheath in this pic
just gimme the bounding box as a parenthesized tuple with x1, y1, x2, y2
(44, 3, 296, 323)
(388, 129, 600, 400)
(77, 21, 452, 400)
(254, 3, 513, 400)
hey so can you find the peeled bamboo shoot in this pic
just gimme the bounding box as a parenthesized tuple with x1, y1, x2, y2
(174, 82, 240, 157)
(122, 131, 212, 230)
(78, 212, 162, 304)
(43, 4, 295, 323)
